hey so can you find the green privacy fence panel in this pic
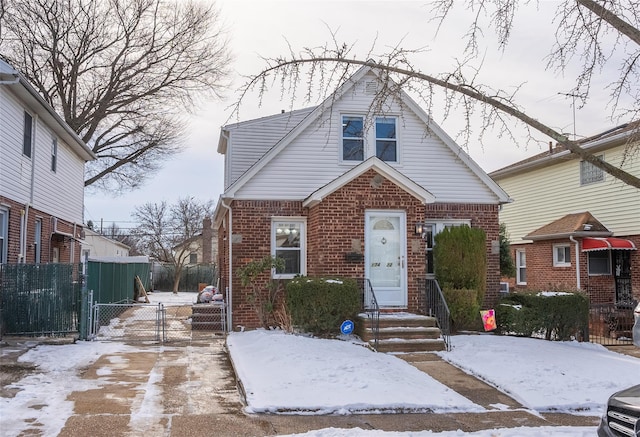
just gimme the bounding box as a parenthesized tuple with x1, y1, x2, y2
(0, 263, 81, 336)
(86, 260, 150, 304)
(151, 263, 217, 292)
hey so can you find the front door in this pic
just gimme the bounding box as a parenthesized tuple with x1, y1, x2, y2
(613, 250, 633, 305)
(365, 211, 407, 307)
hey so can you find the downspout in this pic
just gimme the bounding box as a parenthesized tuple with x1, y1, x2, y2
(220, 198, 233, 332)
(21, 114, 38, 263)
(569, 235, 581, 289)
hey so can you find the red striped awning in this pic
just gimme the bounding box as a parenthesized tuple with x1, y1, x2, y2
(582, 237, 637, 252)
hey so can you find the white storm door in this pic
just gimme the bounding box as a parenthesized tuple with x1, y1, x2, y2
(365, 211, 407, 307)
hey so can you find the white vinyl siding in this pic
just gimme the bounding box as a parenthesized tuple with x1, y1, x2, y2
(231, 73, 499, 203)
(0, 84, 86, 224)
(494, 145, 640, 243)
(224, 107, 315, 188)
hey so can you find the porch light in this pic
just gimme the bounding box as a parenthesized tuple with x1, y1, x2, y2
(415, 223, 424, 235)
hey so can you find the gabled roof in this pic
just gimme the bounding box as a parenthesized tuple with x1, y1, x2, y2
(0, 58, 95, 161)
(524, 212, 612, 241)
(303, 157, 435, 207)
(490, 121, 639, 179)
(219, 64, 511, 204)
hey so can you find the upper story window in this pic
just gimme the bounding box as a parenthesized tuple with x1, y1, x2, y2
(553, 244, 571, 267)
(580, 154, 604, 185)
(51, 137, 58, 172)
(341, 114, 399, 163)
(189, 253, 198, 264)
(23, 111, 33, 158)
(375, 117, 397, 162)
(342, 116, 364, 161)
(272, 218, 306, 279)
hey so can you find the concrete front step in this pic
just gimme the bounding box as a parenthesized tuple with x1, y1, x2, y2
(191, 304, 225, 331)
(376, 338, 446, 353)
(357, 312, 446, 353)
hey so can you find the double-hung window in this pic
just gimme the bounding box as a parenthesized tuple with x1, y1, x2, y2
(272, 219, 306, 278)
(23, 111, 33, 158)
(553, 244, 571, 267)
(51, 137, 58, 172)
(516, 249, 527, 285)
(34, 218, 42, 264)
(375, 117, 397, 162)
(0, 207, 8, 263)
(342, 116, 364, 161)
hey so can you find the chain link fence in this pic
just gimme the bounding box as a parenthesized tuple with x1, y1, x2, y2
(89, 298, 226, 343)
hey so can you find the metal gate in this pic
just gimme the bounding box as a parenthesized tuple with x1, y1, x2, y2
(89, 299, 226, 343)
(588, 303, 635, 346)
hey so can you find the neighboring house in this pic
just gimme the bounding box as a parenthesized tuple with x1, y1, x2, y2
(0, 58, 95, 265)
(81, 229, 130, 260)
(490, 123, 639, 306)
(172, 217, 218, 266)
(213, 65, 511, 330)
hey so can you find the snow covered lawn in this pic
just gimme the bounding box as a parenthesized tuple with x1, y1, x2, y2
(227, 330, 640, 417)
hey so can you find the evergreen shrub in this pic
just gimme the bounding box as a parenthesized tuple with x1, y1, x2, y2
(496, 291, 588, 340)
(285, 277, 360, 336)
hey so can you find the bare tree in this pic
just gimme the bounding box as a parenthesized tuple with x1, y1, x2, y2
(0, 0, 231, 191)
(132, 197, 214, 292)
(233, 0, 640, 189)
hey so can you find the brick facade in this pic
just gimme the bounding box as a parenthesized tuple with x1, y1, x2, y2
(508, 235, 639, 305)
(217, 170, 502, 329)
(0, 195, 82, 264)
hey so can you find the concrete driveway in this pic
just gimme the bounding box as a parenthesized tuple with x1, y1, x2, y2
(1, 335, 602, 436)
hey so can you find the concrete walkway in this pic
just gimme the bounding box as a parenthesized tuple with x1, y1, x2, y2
(1, 336, 601, 436)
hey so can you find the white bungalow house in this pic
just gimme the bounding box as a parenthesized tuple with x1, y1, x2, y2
(213, 65, 511, 333)
(0, 58, 95, 265)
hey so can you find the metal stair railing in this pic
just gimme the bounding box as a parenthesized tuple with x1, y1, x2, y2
(357, 278, 380, 351)
(418, 278, 451, 351)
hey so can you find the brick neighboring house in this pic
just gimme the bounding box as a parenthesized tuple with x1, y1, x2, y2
(1, 59, 95, 265)
(214, 65, 511, 330)
(490, 123, 639, 307)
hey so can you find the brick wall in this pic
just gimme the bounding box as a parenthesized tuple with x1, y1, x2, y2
(217, 170, 503, 329)
(509, 235, 640, 305)
(0, 195, 82, 264)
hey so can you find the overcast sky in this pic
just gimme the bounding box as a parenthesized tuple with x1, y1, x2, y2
(83, 0, 619, 231)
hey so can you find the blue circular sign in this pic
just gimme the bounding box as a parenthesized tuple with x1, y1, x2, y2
(340, 319, 354, 335)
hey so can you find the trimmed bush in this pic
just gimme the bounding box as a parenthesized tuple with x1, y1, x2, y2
(496, 291, 588, 340)
(285, 277, 360, 336)
(442, 288, 483, 331)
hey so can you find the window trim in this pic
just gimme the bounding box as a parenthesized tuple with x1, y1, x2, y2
(375, 116, 398, 163)
(271, 217, 306, 279)
(516, 249, 527, 285)
(423, 220, 471, 277)
(34, 218, 42, 264)
(341, 115, 365, 162)
(552, 244, 571, 267)
(51, 136, 58, 172)
(23, 111, 33, 158)
(0, 207, 8, 264)
(580, 154, 605, 185)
